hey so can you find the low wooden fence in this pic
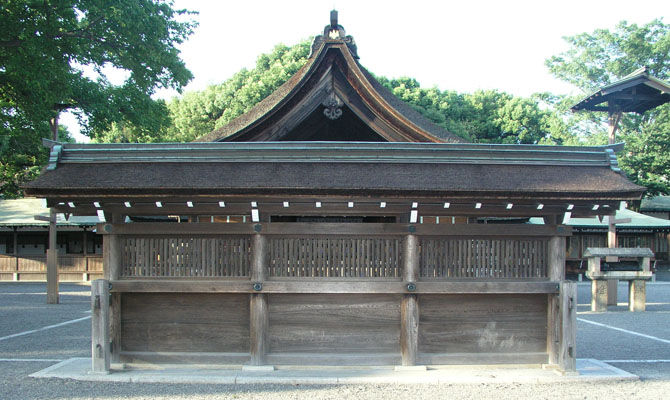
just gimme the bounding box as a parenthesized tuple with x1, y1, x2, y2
(92, 222, 574, 371)
(0, 254, 103, 281)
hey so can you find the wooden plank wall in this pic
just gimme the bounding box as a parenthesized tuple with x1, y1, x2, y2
(419, 294, 548, 363)
(120, 293, 249, 353)
(268, 294, 401, 354)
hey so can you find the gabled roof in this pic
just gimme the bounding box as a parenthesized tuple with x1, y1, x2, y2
(0, 198, 98, 227)
(640, 195, 670, 212)
(197, 12, 466, 143)
(530, 208, 670, 232)
(571, 67, 670, 114)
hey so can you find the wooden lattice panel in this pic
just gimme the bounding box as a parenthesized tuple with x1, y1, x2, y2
(268, 237, 401, 278)
(121, 237, 251, 277)
(419, 238, 549, 279)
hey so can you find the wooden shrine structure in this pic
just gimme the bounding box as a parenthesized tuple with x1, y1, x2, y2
(25, 11, 645, 373)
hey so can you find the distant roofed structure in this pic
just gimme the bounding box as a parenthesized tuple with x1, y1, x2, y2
(571, 67, 670, 115)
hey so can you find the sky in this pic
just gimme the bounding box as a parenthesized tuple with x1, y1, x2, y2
(63, 0, 668, 141)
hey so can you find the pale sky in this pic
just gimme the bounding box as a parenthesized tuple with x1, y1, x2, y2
(64, 0, 668, 141)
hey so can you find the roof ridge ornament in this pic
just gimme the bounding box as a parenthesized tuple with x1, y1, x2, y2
(310, 10, 359, 59)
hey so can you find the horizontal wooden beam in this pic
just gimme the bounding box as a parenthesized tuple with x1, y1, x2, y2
(97, 222, 571, 237)
(50, 197, 620, 218)
(109, 279, 559, 294)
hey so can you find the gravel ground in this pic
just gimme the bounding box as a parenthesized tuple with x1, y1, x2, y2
(1, 282, 669, 399)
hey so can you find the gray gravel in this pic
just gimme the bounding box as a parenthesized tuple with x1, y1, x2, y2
(1, 281, 669, 399)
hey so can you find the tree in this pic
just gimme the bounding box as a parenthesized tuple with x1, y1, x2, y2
(545, 19, 670, 195)
(0, 0, 196, 197)
(377, 77, 555, 144)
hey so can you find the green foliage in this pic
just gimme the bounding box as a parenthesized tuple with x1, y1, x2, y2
(546, 19, 669, 91)
(545, 19, 670, 195)
(0, 0, 196, 197)
(376, 77, 554, 144)
(155, 40, 312, 142)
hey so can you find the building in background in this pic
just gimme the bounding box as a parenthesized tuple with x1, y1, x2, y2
(0, 198, 102, 281)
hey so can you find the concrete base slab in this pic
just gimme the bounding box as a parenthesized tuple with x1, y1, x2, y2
(394, 365, 427, 372)
(30, 357, 639, 385)
(242, 365, 275, 372)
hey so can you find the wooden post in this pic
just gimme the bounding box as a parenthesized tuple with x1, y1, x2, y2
(628, 280, 646, 312)
(82, 229, 88, 282)
(103, 233, 122, 281)
(547, 235, 565, 365)
(548, 236, 566, 281)
(46, 208, 59, 304)
(558, 281, 577, 373)
(91, 279, 110, 373)
(249, 233, 268, 366)
(12, 228, 18, 281)
(102, 221, 122, 363)
(400, 234, 419, 366)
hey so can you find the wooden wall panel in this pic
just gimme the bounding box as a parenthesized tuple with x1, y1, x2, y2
(121, 293, 249, 352)
(419, 294, 547, 354)
(268, 294, 401, 354)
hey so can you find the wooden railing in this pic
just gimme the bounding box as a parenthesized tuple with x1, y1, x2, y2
(121, 237, 250, 278)
(268, 237, 401, 278)
(0, 254, 103, 281)
(420, 238, 549, 279)
(105, 223, 567, 281)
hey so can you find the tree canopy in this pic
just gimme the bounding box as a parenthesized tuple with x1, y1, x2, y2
(545, 19, 670, 195)
(0, 0, 196, 197)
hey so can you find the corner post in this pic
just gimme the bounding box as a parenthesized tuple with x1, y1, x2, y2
(91, 279, 110, 373)
(547, 235, 565, 365)
(400, 233, 419, 366)
(102, 220, 122, 362)
(559, 281, 577, 373)
(46, 208, 59, 304)
(249, 232, 268, 366)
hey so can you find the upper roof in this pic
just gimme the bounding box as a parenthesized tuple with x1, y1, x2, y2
(24, 142, 643, 203)
(571, 67, 670, 114)
(640, 195, 670, 212)
(530, 208, 670, 232)
(0, 198, 98, 227)
(196, 11, 466, 144)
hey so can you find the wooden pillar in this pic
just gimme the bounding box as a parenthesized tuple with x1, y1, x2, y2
(548, 236, 566, 281)
(46, 208, 59, 304)
(12, 228, 18, 281)
(249, 233, 268, 366)
(547, 235, 565, 365)
(558, 281, 577, 372)
(82, 229, 88, 281)
(401, 234, 419, 366)
(102, 220, 122, 363)
(103, 234, 121, 280)
(628, 280, 646, 312)
(91, 279, 110, 373)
